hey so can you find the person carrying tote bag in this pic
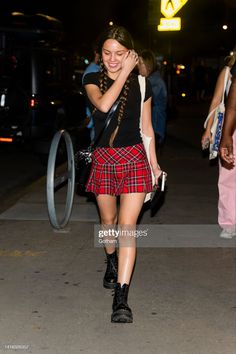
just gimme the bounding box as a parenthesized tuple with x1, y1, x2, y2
(201, 47, 236, 238)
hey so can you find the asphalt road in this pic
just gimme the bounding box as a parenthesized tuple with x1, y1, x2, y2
(0, 99, 235, 354)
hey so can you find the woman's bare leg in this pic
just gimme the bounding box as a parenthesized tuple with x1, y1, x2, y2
(96, 194, 117, 254)
(117, 193, 146, 285)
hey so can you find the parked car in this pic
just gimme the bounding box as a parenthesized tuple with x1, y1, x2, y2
(0, 13, 90, 155)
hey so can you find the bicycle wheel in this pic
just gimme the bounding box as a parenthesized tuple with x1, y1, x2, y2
(46, 130, 75, 229)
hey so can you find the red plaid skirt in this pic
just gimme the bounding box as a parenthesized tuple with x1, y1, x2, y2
(85, 143, 153, 195)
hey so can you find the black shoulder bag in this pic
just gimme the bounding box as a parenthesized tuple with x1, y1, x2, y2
(75, 100, 119, 189)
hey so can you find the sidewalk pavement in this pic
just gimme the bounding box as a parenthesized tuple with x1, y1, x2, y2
(0, 100, 235, 354)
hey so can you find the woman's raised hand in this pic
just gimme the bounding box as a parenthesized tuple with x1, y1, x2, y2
(122, 50, 139, 73)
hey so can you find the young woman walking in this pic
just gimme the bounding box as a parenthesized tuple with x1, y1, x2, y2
(83, 25, 162, 323)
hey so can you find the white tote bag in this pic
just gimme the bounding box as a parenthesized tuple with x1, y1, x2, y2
(138, 75, 156, 203)
(203, 66, 231, 160)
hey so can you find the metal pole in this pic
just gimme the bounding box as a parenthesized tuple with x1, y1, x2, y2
(46, 130, 75, 229)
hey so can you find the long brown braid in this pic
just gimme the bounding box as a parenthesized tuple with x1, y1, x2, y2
(97, 25, 134, 147)
(90, 62, 109, 116)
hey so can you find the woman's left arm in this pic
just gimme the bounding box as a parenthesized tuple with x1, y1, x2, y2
(142, 97, 162, 180)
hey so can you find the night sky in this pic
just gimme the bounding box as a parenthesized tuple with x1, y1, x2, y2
(2, 0, 146, 40)
(1, 0, 236, 62)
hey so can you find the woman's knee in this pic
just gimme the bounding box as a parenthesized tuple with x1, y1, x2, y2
(100, 215, 118, 225)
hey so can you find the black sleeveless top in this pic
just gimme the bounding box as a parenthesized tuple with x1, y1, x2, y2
(83, 72, 152, 148)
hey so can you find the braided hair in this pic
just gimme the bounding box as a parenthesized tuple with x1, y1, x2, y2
(97, 25, 134, 147)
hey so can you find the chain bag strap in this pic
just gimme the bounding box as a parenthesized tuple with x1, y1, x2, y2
(75, 100, 120, 188)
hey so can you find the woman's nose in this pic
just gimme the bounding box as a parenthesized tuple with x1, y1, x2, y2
(110, 53, 116, 61)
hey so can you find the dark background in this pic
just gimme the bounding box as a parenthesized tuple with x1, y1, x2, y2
(1, 0, 236, 63)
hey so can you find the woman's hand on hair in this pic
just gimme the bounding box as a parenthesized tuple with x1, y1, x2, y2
(122, 50, 139, 74)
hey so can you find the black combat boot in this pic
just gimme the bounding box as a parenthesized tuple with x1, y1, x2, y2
(103, 250, 118, 289)
(111, 283, 133, 323)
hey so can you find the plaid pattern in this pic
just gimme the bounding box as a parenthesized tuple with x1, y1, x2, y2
(86, 143, 153, 195)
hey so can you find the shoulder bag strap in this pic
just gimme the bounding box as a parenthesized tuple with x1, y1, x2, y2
(220, 66, 230, 104)
(138, 75, 146, 132)
(204, 66, 230, 128)
(91, 100, 120, 148)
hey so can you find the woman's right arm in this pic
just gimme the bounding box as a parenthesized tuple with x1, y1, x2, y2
(201, 67, 229, 145)
(84, 51, 138, 113)
(220, 77, 236, 164)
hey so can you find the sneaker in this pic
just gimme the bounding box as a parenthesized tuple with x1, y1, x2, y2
(219, 229, 236, 239)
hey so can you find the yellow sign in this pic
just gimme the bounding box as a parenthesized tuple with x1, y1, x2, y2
(158, 17, 181, 31)
(161, 0, 188, 19)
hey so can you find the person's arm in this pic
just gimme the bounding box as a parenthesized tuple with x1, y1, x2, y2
(141, 97, 162, 182)
(220, 77, 236, 164)
(85, 51, 138, 113)
(201, 67, 229, 146)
